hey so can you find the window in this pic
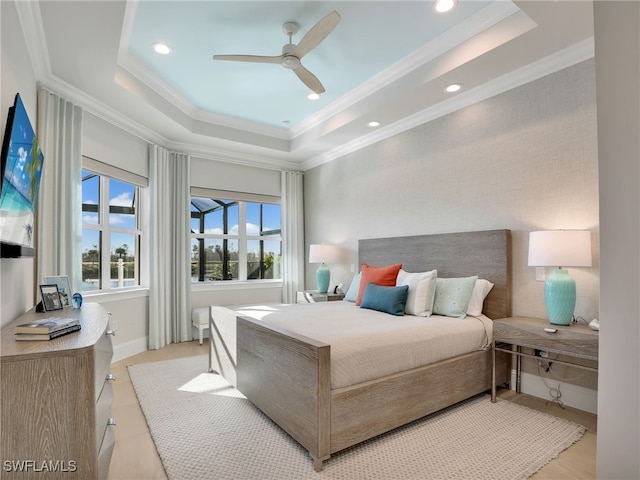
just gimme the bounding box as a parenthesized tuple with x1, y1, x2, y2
(81, 170, 142, 291)
(190, 197, 281, 282)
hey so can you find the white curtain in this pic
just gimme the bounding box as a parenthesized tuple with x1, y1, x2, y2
(281, 170, 305, 303)
(148, 145, 192, 349)
(36, 89, 83, 293)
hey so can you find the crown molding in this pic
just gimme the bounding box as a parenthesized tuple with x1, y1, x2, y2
(13, 0, 51, 79)
(302, 37, 595, 171)
(170, 141, 301, 172)
(289, 1, 520, 140)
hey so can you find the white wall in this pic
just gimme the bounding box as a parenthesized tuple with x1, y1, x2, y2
(304, 59, 600, 411)
(0, 1, 39, 328)
(594, 2, 640, 478)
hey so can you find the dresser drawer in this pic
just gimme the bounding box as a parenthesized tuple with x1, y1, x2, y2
(95, 379, 114, 453)
(97, 422, 116, 480)
(94, 330, 114, 402)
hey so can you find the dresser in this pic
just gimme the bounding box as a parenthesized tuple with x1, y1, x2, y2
(0, 303, 115, 479)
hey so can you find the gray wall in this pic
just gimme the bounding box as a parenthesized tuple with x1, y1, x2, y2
(0, 1, 38, 328)
(594, 2, 639, 478)
(305, 59, 599, 321)
(304, 59, 600, 411)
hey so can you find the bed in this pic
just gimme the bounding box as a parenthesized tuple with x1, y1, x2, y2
(208, 229, 512, 471)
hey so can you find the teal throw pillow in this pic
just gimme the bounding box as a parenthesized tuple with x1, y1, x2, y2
(360, 283, 409, 316)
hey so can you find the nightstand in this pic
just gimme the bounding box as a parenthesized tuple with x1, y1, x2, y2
(491, 316, 598, 402)
(297, 290, 345, 303)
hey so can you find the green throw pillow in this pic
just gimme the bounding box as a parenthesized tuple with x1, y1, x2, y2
(433, 276, 478, 319)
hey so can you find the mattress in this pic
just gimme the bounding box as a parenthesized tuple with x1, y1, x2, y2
(232, 301, 493, 389)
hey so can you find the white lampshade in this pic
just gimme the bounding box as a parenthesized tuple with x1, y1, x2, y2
(309, 244, 339, 264)
(528, 230, 592, 268)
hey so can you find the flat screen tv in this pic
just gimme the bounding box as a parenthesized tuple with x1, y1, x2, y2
(0, 93, 44, 258)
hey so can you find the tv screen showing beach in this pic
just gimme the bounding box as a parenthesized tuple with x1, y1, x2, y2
(0, 94, 44, 248)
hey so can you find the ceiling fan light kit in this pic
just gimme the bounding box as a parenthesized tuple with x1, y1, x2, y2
(212, 10, 341, 95)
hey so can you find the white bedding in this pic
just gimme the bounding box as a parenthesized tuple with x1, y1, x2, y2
(231, 301, 493, 389)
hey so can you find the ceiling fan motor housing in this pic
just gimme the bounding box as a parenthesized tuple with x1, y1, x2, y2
(281, 42, 301, 69)
(281, 55, 301, 69)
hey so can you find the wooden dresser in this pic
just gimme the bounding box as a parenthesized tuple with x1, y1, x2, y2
(1, 303, 115, 479)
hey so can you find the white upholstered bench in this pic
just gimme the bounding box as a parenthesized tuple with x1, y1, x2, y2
(191, 307, 209, 345)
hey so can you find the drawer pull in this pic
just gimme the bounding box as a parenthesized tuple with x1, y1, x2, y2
(107, 417, 116, 426)
(106, 373, 116, 381)
(105, 330, 116, 336)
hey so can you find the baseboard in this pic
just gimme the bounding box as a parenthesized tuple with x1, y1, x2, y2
(111, 328, 208, 362)
(513, 369, 598, 414)
(112, 336, 148, 363)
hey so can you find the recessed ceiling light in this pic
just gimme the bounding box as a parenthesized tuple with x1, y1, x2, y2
(307, 93, 320, 100)
(434, 0, 457, 13)
(152, 43, 172, 55)
(444, 83, 463, 93)
(368, 121, 381, 128)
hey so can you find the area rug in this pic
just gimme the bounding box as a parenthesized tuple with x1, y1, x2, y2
(128, 355, 585, 480)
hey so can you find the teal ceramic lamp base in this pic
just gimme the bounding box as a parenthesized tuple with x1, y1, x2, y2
(316, 263, 330, 293)
(544, 268, 576, 326)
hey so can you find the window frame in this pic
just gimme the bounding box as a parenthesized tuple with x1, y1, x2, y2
(190, 194, 282, 284)
(81, 159, 147, 294)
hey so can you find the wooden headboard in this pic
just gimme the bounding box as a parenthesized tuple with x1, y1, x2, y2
(358, 229, 512, 320)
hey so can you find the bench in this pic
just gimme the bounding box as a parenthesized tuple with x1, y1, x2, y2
(191, 307, 209, 345)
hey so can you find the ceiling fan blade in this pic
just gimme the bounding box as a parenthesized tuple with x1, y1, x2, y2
(293, 65, 325, 94)
(292, 10, 341, 59)
(212, 54, 282, 64)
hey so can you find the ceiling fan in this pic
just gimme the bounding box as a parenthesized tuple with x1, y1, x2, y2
(212, 10, 341, 95)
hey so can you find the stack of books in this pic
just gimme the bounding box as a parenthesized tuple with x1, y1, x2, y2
(14, 317, 81, 341)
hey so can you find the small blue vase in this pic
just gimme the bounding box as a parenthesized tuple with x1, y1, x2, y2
(72, 292, 83, 309)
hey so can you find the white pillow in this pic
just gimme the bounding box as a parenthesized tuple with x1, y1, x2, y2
(395, 269, 437, 316)
(343, 273, 361, 303)
(466, 279, 494, 316)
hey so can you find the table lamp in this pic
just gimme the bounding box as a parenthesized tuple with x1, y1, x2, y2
(309, 244, 339, 293)
(528, 230, 592, 325)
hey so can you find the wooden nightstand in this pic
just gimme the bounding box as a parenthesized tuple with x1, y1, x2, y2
(491, 316, 599, 402)
(297, 290, 345, 303)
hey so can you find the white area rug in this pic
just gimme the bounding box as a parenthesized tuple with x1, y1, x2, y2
(128, 355, 585, 480)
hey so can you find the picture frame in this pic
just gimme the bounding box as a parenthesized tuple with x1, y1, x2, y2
(40, 284, 63, 311)
(44, 275, 72, 307)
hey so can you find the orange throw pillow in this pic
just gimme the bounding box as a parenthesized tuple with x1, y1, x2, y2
(356, 263, 403, 305)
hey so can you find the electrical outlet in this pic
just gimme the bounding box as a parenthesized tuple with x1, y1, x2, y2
(535, 267, 546, 281)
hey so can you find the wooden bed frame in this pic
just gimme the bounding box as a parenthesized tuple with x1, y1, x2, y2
(210, 229, 512, 471)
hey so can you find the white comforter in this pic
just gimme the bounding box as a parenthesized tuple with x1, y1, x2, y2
(232, 301, 493, 389)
